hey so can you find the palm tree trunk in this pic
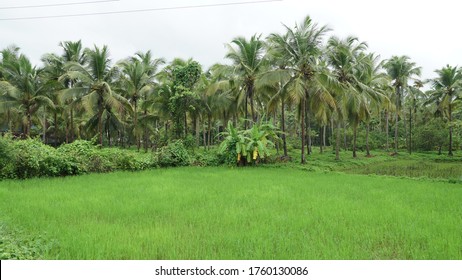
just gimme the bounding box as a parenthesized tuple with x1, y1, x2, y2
(403, 107, 408, 152)
(409, 106, 412, 154)
(26, 107, 31, 137)
(201, 116, 207, 150)
(394, 86, 400, 154)
(42, 108, 47, 143)
(323, 125, 327, 149)
(335, 120, 341, 160)
(144, 129, 148, 152)
(223, 111, 229, 142)
(249, 85, 256, 123)
(134, 101, 140, 152)
(306, 103, 312, 155)
(385, 109, 389, 151)
(300, 97, 306, 164)
(281, 98, 288, 157)
(319, 126, 323, 154)
(366, 123, 371, 157)
(244, 95, 249, 130)
(70, 108, 74, 143)
(273, 110, 279, 154)
(7, 109, 11, 133)
(54, 112, 58, 146)
(207, 114, 212, 150)
(65, 111, 69, 143)
(343, 121, 347, 150)
(144, 109, 148, 152)
(195, 115, 200, 147)
(107, 119, 111, 147)
(331, 118, 335, 152)
(352, 123, 357, 158)
(448, 102, 453, 156)
(98, 110, 103, 146)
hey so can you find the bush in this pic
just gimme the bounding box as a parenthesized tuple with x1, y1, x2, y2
(0, 137, 14, 178)
(156, 140, 191, 167)
(57, 140, 101, 174)
(58, 140, 157, 173)
(106, 149, 156, 171)
(0, 138, 158, 179)
(413, 119, 446, 152)
(192, 149, 221, 166)
(7, 138, 76, 179)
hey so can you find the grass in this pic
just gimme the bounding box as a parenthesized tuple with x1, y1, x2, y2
(1, 166, 461, 260)
(342, 159, 462, 180)
(284, 149, 462, 181)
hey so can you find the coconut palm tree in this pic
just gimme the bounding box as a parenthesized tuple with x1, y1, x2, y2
(118, 53, 164, 150)
(59, 40, 87, 142)
(225, 34, 265, 129)
(428, 65, 462, 156)
(199, 65, 235, 149)
(405, 79, 426, 154)
(0, 46, 21, 133)
(383, 55, 421, 154)
(354, 53, 389, 156)
(41, 52, 68, 144)
(263, 15, 334, 163)
(260, 32, 292, 157)
(132, 51, 165, 77)
(118, 59, 149, 150)
(326, 36, 369, 159)
(60, 45, 131, 146)
(0, 50, 53, 137)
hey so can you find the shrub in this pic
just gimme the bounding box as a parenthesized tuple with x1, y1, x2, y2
(192, 149, 221, 166)
(0, 223, 56, 260)
(8, 138, 75, 179)
(183, 134, 197, 151)
(106, 149, 156, 171)
(0, 137, 14, 178)
(0, 138, 159, 179)
(56, 140, 98, 174)
(413, 119, 446, 152)
(156, 140, 191, 167)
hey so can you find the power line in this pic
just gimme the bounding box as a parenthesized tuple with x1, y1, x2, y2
(0, 0, 283, 21)
(0, 0, 120, 10)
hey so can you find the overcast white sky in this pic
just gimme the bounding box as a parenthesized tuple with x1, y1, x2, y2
(1, 0, 461, 81)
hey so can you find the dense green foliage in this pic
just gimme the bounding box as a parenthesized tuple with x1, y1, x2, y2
(0, 223, 55, 260)
(156, 140, 191, 167)
(0, 13, 461, 261)
(1, 167, 461, 259)
(218, 121, 278, 165)
(0, 136, 156, 179)
(1, 15, 460, 164)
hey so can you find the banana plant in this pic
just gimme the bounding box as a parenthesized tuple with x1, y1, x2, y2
(245, 121, 276, 161)
(219, 120, 279, 165)
(218, 121, 248, 163)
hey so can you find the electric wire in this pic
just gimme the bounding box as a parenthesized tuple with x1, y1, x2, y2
(0, 0, 283, 21)
(0, 0, 120, 10)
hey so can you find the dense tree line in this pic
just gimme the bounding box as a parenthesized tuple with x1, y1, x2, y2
(1, 15, 461, 163)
